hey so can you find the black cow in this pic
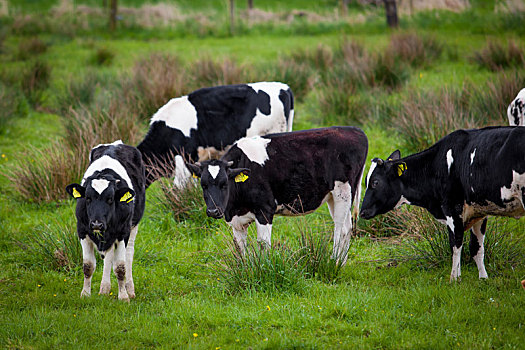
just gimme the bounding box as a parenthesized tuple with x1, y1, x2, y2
(137, 82, 294, 188)
(508, 88, 525, 126)
(66, 140, 146, 301)
(360, 127, 525, 281)
(187, 127, 368, 262)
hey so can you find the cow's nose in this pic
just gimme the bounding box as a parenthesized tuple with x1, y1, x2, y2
(206, 208, 221, 218)
(90, 220, 104, 231)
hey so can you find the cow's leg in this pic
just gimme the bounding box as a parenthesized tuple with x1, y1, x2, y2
(125, 225, 138, 298)
(470, 218, 488, 279)
(228, 216, 252, 255)
(113, 239, 129, 302)
(255, 217, 272, 249)
(99, 245, 114, 295)
(445, 214, 464, 282)
(331, 181, 352, 264)
(80, 238, 96, 298)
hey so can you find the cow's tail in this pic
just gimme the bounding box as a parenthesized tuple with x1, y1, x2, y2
(351, 164, 365, 236)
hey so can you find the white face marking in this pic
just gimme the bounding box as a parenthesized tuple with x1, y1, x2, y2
(446, 216, 455, 232)
(366, 160, 378, 188)
(91, 179, 110, 195)
(150, 95, 198, 137)
(236, 136, 271, 165)
(446, 149, 453, 174)
(173, 155, 192, 189)
(470, 148, 476, 165)
(208, 165, 220, 179)
(90, 140, 123, 161)
(394, 195, 411, 209)
(82, 155, 134, 190)
(500, 170, 525, 203)
(246, 82, 291, 137)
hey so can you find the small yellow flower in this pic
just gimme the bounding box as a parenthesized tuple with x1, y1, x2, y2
(493, 327, 496, 330)
(53, 294, 57, 297)
(63, 278, 67, 282)
(193, 333, 198, 338)
(216, 347, 221, 350)
(419, 73, 423, 79)
(264, 338, 268, 342)
(217, 277, 220, 281)
(235, 339, 240, 342)
(410, 314, 413, 316)
(364, 309, 367, 312)
(1, 154, 4, 158)
(110, 292, 113, 296)
(266, 305, 271, 311)
(37, 284, 41, 287)
(146, 250, 149, 253)
(73, 314, 76, 317)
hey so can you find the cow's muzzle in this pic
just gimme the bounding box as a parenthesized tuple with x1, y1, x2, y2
(90, 220, 106, 233)
(206, 208, 223, 219)
(359, 209, 374, 220)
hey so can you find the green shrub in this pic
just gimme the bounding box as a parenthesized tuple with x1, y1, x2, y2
(471, 40, 525, 71)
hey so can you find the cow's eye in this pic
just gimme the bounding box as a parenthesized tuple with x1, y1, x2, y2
(86, 198, 92, 204)
(201, 184, 208, 190)
(371, 180, 379, 189)
(107, 198, 113, 204)
(220, 183, 227, 190)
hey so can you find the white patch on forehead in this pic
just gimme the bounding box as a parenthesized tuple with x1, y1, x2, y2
(208, 165, 220, 179)
(91, 179, 110, 194)
(446, 149, 454, 174)
(82, 155, 134, 190)
(236, 136, 271, 165)
(366, 161, 378, 188)
(470, 148, 476, 165)
(150, 96, 198, 137)
(245, 82, 291, 138)
(90, 140, 123, 161)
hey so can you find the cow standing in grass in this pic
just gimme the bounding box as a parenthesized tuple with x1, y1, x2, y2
(66, 141, 145, 301)
(508, 88, 525, 126)
(187, 127, 368, 262)
(137, 82, 294, 188)
(360, 127, 525, 281)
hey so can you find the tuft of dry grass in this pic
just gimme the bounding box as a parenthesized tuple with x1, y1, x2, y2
(261, 58, 315, 101)
(471, 40, 524, 71)
(386, 32, 443, 68)
(189, 57, 247, 90)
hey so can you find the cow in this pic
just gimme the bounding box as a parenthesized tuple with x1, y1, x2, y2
(66, 140, 146, 301)
(137, 82, 294, 188)
(186, 126, 368, 262)
(508, 88, 525, 126)
(360, 126, 525, 282)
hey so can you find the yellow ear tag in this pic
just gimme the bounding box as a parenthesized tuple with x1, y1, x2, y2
(120, 191, 134, 203)
(72, 188, 82, 198)
(397, 163, 407, 176)
(192, 173, 198, 179)
(235, 172, 249, 183)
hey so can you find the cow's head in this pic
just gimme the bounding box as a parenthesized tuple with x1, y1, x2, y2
(66, 174, 135, 235)
(360, 150, 407, 220)
(186, 159, 250, 219)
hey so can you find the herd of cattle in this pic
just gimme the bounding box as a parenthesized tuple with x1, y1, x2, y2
(65, 83, 525, 301)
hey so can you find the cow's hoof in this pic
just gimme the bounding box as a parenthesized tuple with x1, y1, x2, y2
(118, 293, 130, 303)
(125, 281, 135, 299)
(99, 283, 111, 295)
(80, 289, 91, 298)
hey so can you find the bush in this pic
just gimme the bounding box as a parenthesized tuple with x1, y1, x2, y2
(386, 32, 443, 68)
(17, 37, 48, 60)
(471, 40, 525, 71)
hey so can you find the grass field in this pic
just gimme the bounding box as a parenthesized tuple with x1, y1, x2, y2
(1, 1, 525, 348)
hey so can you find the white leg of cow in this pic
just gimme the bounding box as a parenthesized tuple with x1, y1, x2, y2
(471, 219, 488, 279)
(450, 245, 463, 281)
(228, 215, 254, 255)
(232, 226, 248, 255)
(255, 220, 272, 248)
(113, 240, 129, 302)
(80, 238, 96, 298)
(99, 245, 114, 295)
(173, 155, 192, 189)
(330, 182, 352, 264)
(125, 225, 138, 298)
(446, 214, 464, 282)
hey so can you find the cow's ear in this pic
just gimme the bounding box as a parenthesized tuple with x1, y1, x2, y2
(387, 150, 401, 161)
(185, 162, 202, 179)
(116, 188, 135, 204)
(228, 168, 250, 182)
(66, 183, 85, 199)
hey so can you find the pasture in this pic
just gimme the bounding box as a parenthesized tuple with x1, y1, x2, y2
(1, 0, 525, 348)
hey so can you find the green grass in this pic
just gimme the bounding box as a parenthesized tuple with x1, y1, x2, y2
(1, 1, 525, 348)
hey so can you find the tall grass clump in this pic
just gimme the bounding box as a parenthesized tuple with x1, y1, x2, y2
(358, 206, 419, 239)
(55, 71, 100, 114)
(261, 58, 316, 101)
(189, 57, 247, 90)
(386, 32, 443, 68)
(371, 54, 409, 91)
(213, 233, 306, 294)
(471, 40, 524, 71)
(90, 47, 114, 66)
(0, 83, 28, 133)
(17, 37, 48, 60)
(21, 60, 51, 106)
(22, 219, 82, 272)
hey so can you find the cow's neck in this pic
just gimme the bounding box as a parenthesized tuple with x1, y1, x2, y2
(399, 148, 446, 219)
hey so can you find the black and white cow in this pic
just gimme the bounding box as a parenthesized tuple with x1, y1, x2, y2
(508, 88, 525, 126)
(66, 140, 146, 301)
(137, 82, 294, 188)
(187, 127, 368, 261)
(360, 126, 525, 281)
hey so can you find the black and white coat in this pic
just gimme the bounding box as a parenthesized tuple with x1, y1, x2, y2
(137, 82, 294, 188)
(508, 88, 525, 126)
(360, 127, 525, 281)
(66, 141, 146, 301)
(188, 127, 368, 262)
